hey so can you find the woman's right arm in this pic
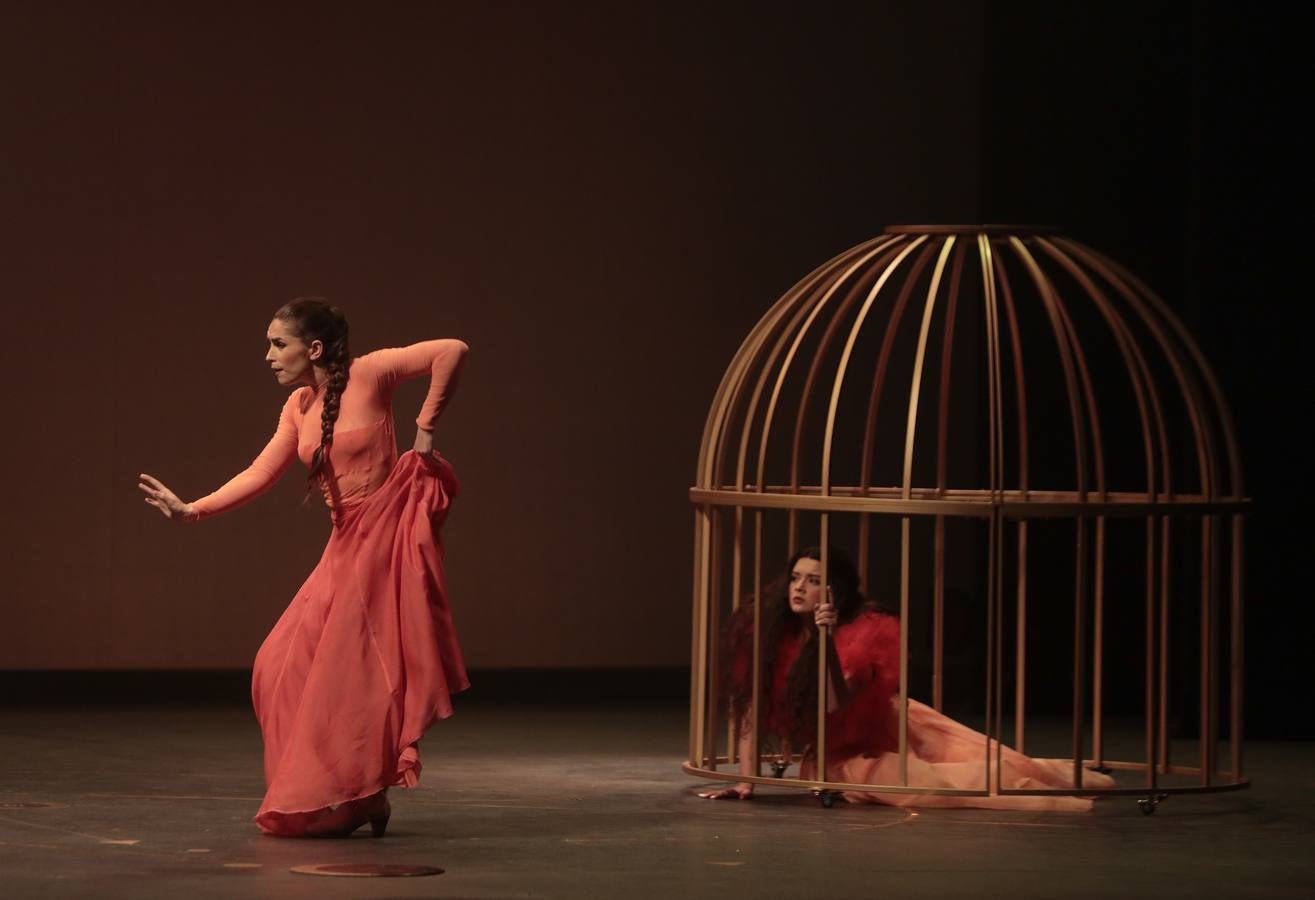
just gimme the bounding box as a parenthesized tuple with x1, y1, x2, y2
(697, 726, 757, 800)
(139, 394, 302, 522)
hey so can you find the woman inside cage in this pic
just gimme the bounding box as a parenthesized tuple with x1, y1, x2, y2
(137, 297, 469, 837)
(698, 547, 1113, 810)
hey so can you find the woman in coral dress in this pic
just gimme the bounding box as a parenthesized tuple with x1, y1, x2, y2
(699, 548, 1113, 811)
(138, 297, 469, 837)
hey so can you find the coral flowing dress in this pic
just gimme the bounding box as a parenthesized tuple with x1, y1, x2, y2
(739, 609, 1114, 811)
(190, 340, 469, 835)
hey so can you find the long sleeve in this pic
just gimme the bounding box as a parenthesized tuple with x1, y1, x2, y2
(363, 339, 469, 431)
(190, 392, 303, 520)
(830, 610, 903, 756)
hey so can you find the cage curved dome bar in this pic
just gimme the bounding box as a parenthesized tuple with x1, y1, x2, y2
(686, 225, 1248, 807)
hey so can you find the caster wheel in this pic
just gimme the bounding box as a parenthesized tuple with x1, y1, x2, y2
(1137, 793, 1167, 815)
(814, 789, 836, 808)
(770, 762, 788, 778)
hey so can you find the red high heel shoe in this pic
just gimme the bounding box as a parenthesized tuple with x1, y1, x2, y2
(368, 793, 391, 838)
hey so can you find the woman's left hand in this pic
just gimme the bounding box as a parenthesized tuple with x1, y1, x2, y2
(814, 600, 838, 629)
(137, 473, 196, 522)
(413, 428, 434, 456)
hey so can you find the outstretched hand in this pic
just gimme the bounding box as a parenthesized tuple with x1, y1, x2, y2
(698, 783, 754, 800)
(138, 473, 195, 522)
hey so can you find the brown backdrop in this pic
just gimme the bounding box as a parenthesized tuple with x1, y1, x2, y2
(0, 4, 984, 669)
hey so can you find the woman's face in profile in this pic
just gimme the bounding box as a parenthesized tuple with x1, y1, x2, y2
(788, 557, 825, 615)
(265, 317, 320, 388)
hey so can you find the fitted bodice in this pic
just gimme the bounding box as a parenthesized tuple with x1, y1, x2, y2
(302, 417, 396, 514)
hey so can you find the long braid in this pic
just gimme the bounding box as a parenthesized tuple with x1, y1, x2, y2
(273, 297, 351, 491)
(307, 345, 350, 485)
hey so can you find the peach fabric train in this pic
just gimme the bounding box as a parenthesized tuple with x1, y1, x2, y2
(190, 341, 469, 835)
(804, 699, 1115, 812)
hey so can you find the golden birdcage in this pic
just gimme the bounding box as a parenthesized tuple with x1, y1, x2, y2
(686, 226, 1248, 811)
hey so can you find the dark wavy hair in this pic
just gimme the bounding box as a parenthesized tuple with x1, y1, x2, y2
(274, 297, 350, 488)
(726, 547, 871, 745)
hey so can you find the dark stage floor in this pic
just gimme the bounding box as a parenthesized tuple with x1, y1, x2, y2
(1, 700, 1312, 899)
